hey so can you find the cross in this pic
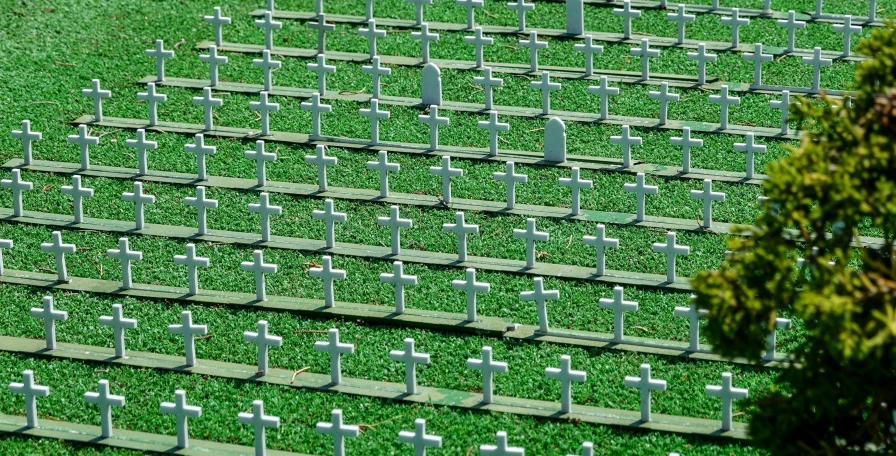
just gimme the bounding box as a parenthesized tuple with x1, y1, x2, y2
(40, 231, 76, 282)
(301, 92, 332, 138)
(613, 0, 642, 39)
(574, 36, 604, 77)
(310, 256, 346, 307)
(558, 167, 593, 216)
(389, 338, 430, 394)
(8, 370, 50, 428)
(743, 43, 773, 87)
(238, 400, 280, 456)
(255, 11, 282, 51)
(204, 6, 231, 47)
(407, 0, 433, 26)
(418, 105, 450, 150)
(399, 418, 442, 456)
(60, 175, 93, 224)
(125, 129, 157, 175)
(360, 98, 391, 144)
(709, 85, 740, 130)
(477, 110, 510, 156)
(652, 232, 689, 282)
(464, 27, 493, 68)
(243, 320, 283, 374)
(452, 267, 490, 322)
(365, 150, 400, 197)
(199, 45, 228, 87)
(769, 90, 791, 134)
(686, 43, 717, 85)
(429, 156, 463, 204)
(122, 181, 155, 230)
(573, 442, 595, 456)
(599, 286, 639, 341)
(519, 31, 548, 72)
(183, 186, 218, 236)
(12, 120, 42, 165)
(690, 179, 725, 228)
(244, 140, 276, 187)
(764, 317, 791, 361)
(480, 431, 524, 456)
(705, 372, 748, 431)
(307, 54, 336, 96)
(308, 13, 336, 54)
(630, 39, 660, 80)
(84, 380, 126, 438)
(168, 310, 207, 367)
(624, 364, 667, 422)
(457, 0, 484, 29)
(192, 87, 223, 131)
(473, 67, 503, 110)
(136, 83, 167, 128)
(802, 47, 832, 91)
(315, 328, 355, 385)
(834, 15, 861, 56)
(673, 297, 709, 351)
(588, 76, 619, 121)
(507, 0, 535, 31)
(1, 169, 33, 216)
(623, 172, 658, 222)
(647, 82, 680, 125)
(248, 193, 282, 242)
(380, 261, 418, 313)
(106, 237, 142, 289)
(378, 205, 412, 255)
(467, 346, 508, 404)
(362, 56, 392, 99)
(29, 296, 68, 350)
(145, 39, 175, 82)
(253, 50, 281, 92)
(312, 199, 347, 248)
(582, 224, 619, 276)
(513, 218, 549, 269)
(520, 276, 559, 331)
(240, 249, 278, 302)
(305, 145, 338, 191)
(667, 4, 695, 44)
(358, 19, 386, 59)
(671, 127, 703, 173)
(776, 10, 806, 53)
(99, 304, 138, 358)
(250, 91, 279, 136)
(173, 243, 210, 295)
(0, 239, 10, 276)
(869, 0, 877, 20)
(160, 390, 202, 449)
(82, 79, 112, 122)
(531, 71, 561, 115)
(492, 161, 528, 210)
(67, 124, 99, 170)
(721, 8, 749, 48)
(443, 211, 479, 262)
(411, 23, 439, 63)
(734, 132, 767, 178)
(545, 354, 587, 413)
(316, 409, 360, 456)
(610, 125, 642, 168)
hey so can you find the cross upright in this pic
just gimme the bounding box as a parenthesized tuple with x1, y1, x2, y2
(99, 304, 138, 358)
(599, 286, 639, 341)
(255, 11, 282, 51)
(418, 105, 450, 150)
(248, 192, 282, 242)
(411, 23, 439, 63)
(362, 56, 392, 99)
(647, 82, 679, 125)
(381, 261, 418, 313)
(652, 232, 689, 282)
(671, 127, 703, 173)
(106, 237, 142, 289)
(317, 409, 360, 456)
(709, 85, 740, 130)
(721, 8, 749, 47)
(366, 150, 400, 197)
(667, 4, 695, 44)
(41, 231, 76, 282)
(9, 370, 50, 428)
(582, 224, 619, 276)
(122, 181, 155, 230)
(389, 338, 431, 394)
(521, 276, 559, 331)
(467, 346, 508, 404)
(743, 43, 773, 86)
(493, 161, 528, 210)
(160, 390, 202, 449)
(243, 320, 283, 374)
(378, 205, 412, 255)
(84, 380, 126, 438)
(613, 0, 642, 39)
(531, 71, 561, 115)
(253, 49, 281, 92)
(764, 317, 791, 361)
(137, 83, 167, 127)
(82, 79, 112, 122)
(833, 16, 861, 56)
(68, 124, 99, 171)
(519, 31, 548, 72)
(457, 0, 484, 29)
(315, 328, 355, 385)
(30, 296, 68, 350)
(0, 239, 10, 276)
(399, 418, 442, 456)
(558, 167, 593, 216)
(802, 47, 832, 91)
(507, 0, 535, 31)
(173, 243, 210, 295)
(204, 6, 232, 47)
(240, 250, 278, 302)
(686, 43, 717, 85)
(199, 45, 228, 87)
(690, 179, 725, 228)
(184, 186, 218, 236)
(623, 172, 659, 222)
(12, 120, 42, 165)
(588, 76, 619, 121)
(610, 125, 642, 167)
(312, 199, 347, 248)
(301, 92, 332, 138)
(734, 132, 767, 178)
(770, 90, 791, 134)
(473, 67, 503, 109)
(250, 91, 279, 136)
(443, 211, 479, 262)
(307, 54, 337, 96)
(429, 156, 463, 204)
(452, 267, 490, 321)
(777, 10, 806, 53)
(464, 27, 493, 68)
(145, 39, 175, 82)
(360, 98, 391, 144)
(545, 354, 587, 413)
(407, 0, 434, 26)
(673, 296, 709, 351)
(574, 36, 604, 77)
(192, 87, 224, 131)
(168, 310, 207, 367)
(624, 364, 667, 422)
(2, 169, 33, 216)
(309, 256, 346, 307)
(478, 110, 510, 156)
(358, 19, 386, 59)
(308, 13, 336, 54)
(480, 431, 525, 456)
(125, 129, 157, 175)
(245, 140, 276, 187)
(630, 39, 660, 80)
(238, 400, 280, 456)
(305, 144, 338, 191)
(705, 372, 748, 431)
(514, 218, 549, 269)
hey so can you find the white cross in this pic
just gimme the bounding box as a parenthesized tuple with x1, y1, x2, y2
(429, 155, 464, 204)
(173, 243, 210, 295)
(473, 67, 503, 110)
(610, 125, 642, 168)
(743, 43, 773, 87)
(248, 192, 282, 242)
(464, 27, 493, 68)
(480, 431, 524, 456)
(309, 13, 336, 54)
(122, 181, 155, 230)
(452, 267, 490, 322)
(769, 90, 791, 134)
(545, 354, 587, 413)
(253, 49, 281, 92)
(310, 256, 346, 308)
(40, 231, 76, 282)
(255, 11, 282, 51)
(389, 338, 430, 394)
(250, 91, 279, 136)
(82, 79, 112, 122)
(519, 31, 548, 72)
(599, 286, 638, 341)
(204, 6, 231, 47)
(673, 297, 708, 351)
(802, 47, 832, 91)
(513, 217, 549, 269)
(60, 175, 94, 224)
(734, 132, 766, 178)
(0, 239, 10, 276)
(690, 179, 725, 228)
(192, 87, 223, 131)
(312, 199, 347, 248)
(531, 71, 561, 115)
(630, 38, 660, 80)
(507, 0, 535, 31)
(305, 145, 338, 191)
(145, 39, 175, 82)
(477, 110, 510, 157)
(418, 105, 450, 150)
(399, 418, 442, 455)
(814, 0, 823, 15)
(443, 211, 479, 262)
(317, 409, 360, 456)
(623, 172, 658, 222)
(30, 296, 68, 350)
(411, 23, 440, 63)
(709, 85, 740, 130)
(705, 372, 748, 431)
(869, 0, 877, 20)
(457, 0, 484, 29)
(67, 124, 99, 170)
(168, 310, 207, 367)
(238, 400, 280, 455)
(721, 8, 749, 47)
(12, 120, 42, 165)
(199, 45, 229, 88)
(467, 346, 508, 404)
(9, 370, 50, 428)
(381, 261, 418, 313)
(407, 0, 434, 26)
(777, 10, 806, 53)
(686, 43, 717, 85)
(834, 16, 861, 56)
(244, 140, 276, 187)
(125, 129, 157, 175)
(160, 390, 202, 449)
(360, 98, 390, 144)
(99, 304, 138, 358)
(582, 224, 619, 276)
(240, 249, 278, 302)
(378, 205, 412, 255)
(136, 83, 167, 129)
(362, 56, 392, 99)
(358, 19, 386, 59)
(667, 4, 695, 44)
(613, 0, 642, 39)
(574, 36, 604, 77)
(366, 150, 400, 197)
(570, 442, 595, 456)
(107, 237, 142, 289)
(184, 186, 218, 236)
(315, 328, 355, 385)
(84, 379, 125, 438)
(558, 167, 593, 215)
(764, 317, 791, 361)
(588, 76, 619, 121)
(652, 232, 689, 282)
(243, 320, 283, 374)
(647, 82, 680, 125)
(492, 161, 528, 210)
(521, 276, 559, 332)
(366, 0, 374, 19)
(671, 127, 702, 173)
(624, 364, 667, 422)
(307, 54, 336, 96)
(301, 92, 332, 138)
(2, 169, 33, 216)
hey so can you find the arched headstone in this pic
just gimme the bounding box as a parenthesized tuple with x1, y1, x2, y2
(422, 63, 442, 106)
(544, 117, 566, 162)
(566, 0, 584, 35)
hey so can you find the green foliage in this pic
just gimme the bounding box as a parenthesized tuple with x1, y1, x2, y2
(692, 24, 896, 455)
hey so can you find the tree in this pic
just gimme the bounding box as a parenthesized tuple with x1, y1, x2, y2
(691, 25, 896, 455)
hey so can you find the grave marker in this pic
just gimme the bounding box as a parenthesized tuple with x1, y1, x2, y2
(307, 54, 336, 95)
(574, 36, 604, 77)
(599, 286, 638, 342)
(480, 432, 524, 456)
(67, 124, 99, 170)
(378, 205, 412, 255)
(29, 296, 68, 350)
(764, 317, 791, 361)
(362, 56, 392, 99)
(478, 110, 510, 156)
(316, 409, 360, 456)
(99, 304, 138, 358)
(125, 129, 157, 175)
(315, 328, 355, 385)
(623, 173, 658, 222)
(168, 310, 207, 367)
(253, 50, 281, 92)
(301, 92, 332, 138)
(452, 268, 490, 322)
(667, 4, 695, 44)
(248, 193, 282, 242)
(2, 169, 33, 216)
(442, 211, 479, 262)
(429, 156, 463, 204)
(686, 43, 717, 85)
(381, 261, 418, 313)
(12, 120, 42, 165)
(531, 71, 561, 115)
(545, 354, 587, 413)
(493, 161, 528, 210)
(610, 125, 642, 168)
(566, 0, 584, 35)
(192, 87, 223, 131)
(183, 186, 218, 236)
(244, 140, 276, 187)
(313, 199, 347, 248)
(743, 43, 773, 87)
(160, 390, 202, 449)
(673, 297, 708, 351)
(521, 276, 559, 331)
(671, 127, 702, 173)
(588, 76, 618, 121)
(399, 418, 442, 456)
(705, 372, 748, 431)
(0, 239, 11, 276)
(360, 98, 390, 144)
(467, 346, 508, 404)
(238, 400, 279, 456)
(243, 320, 283, 374)
(652, 232, 689, 282)
(305, 144, 337, 191)
(310, 256, 346, 307)
(136, 83, 167, 128)
(582, 224, 619, 276)
(408, 0, 433, 26)
(630, 38, 660, 80)
(309, 14, 336, 54)
(255, 11, 282, 51)
(40, 231, 76, 282)
(624, 364, 666, 422)
(571, 443, 595, 456)
(647, 82, 679, 125)
(122, 181, 155, 230)
(412, 24, 440, 64)
(777, 11, 806, 53)
(834, 16, 861, 56)
(199, 45, 228, 87)
(507, 0, 535, 32)
(418, 104, 449, 150)
(559, 167, 593, 215)
(204, 6, 231, 47)
(8, 370, 50, 428)
(770, 90, 791, 134)
(514, 218, 549, 269)
(519, 31, 548, 72)
(173, 244, 210, 295)
(708, 85, 740, 130)
(359, 19, 386, 59)
(803, 47, 832, 91)
(241, 249, 278, 302)
(473, 67, 503, 109)
(457, 0, 484, 29)
(544, 117, 567, 162)
(613, 0, 642, 40)
(690, 179, 725, 228)
(145, 39, 175, 82)
(250, 92, 279, 136)
(721, 8, 749, 47)
(734, 132, 766, 178)
(82, 79, 112, 122)
(84, 379, 125, 438)
(366, 150, 400, 197)
(389, 338, 431, 394)
(106, 237, 142, 289)
(464, 27, 493, 68)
